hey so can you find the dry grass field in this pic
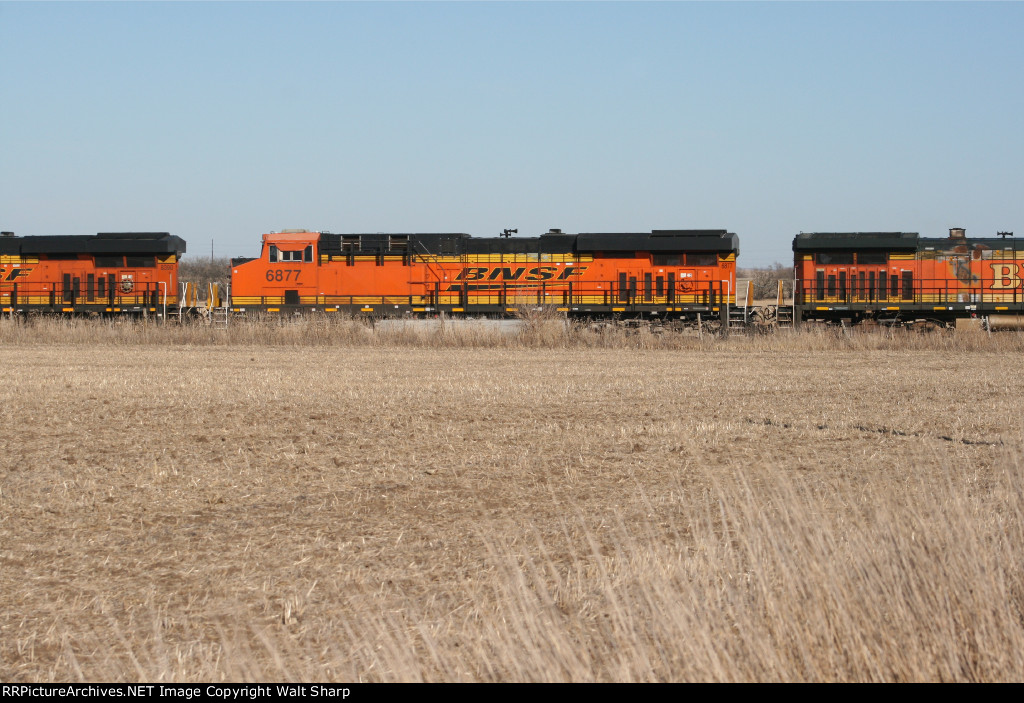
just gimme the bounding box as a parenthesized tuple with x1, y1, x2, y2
(1, 318, 1022, 681)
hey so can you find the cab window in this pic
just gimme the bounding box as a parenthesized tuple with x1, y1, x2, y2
(279, 248, 310, 262)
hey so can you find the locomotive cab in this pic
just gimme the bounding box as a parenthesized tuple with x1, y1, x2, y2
(232, 230, 320, 308)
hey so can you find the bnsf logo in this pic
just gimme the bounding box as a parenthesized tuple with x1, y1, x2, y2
(991, 263, 1023, 289)
(4, 268, 33, 281)
(456, 266, 589, 282)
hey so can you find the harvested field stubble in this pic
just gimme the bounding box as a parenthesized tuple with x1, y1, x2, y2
(0, 324, 1022, 681)
(1, 315, 1023, 352)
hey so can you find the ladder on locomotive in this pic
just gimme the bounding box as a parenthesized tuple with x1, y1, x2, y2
(775, 280, 794, 328)
(173, 282, 200, 322)
(207, 283, 230, 328)
(727, 280, 754, 328)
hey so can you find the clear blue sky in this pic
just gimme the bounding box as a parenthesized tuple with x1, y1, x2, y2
(2, 1, 1022, 266)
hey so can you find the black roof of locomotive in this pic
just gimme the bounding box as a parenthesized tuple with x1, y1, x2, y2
(794, 231, 1020, 253)
(919, 236, 1020, 250)
(0, 232, 186, 257)
(576, 230, 737, 254)
(792, 232, 919, 251)
(319, 230, 738, 257)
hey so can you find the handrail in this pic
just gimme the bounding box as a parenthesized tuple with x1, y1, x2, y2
(232, 278, 740, 310)
(792, 276, 1022, 307)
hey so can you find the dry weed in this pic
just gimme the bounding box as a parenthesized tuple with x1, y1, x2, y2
(0, 315, 1021, 353)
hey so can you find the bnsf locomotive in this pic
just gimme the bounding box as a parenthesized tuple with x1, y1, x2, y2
(793, 228, 1023, 326)
(0, 231, 185, 315)
(229, 228, 740, 321)
(1, 225, 1021, 327)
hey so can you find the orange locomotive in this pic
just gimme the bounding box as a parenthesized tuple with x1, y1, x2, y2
(230, 228, 739, 320)
(793, 228, 1024, 325)
(0, 231, 185, 316)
